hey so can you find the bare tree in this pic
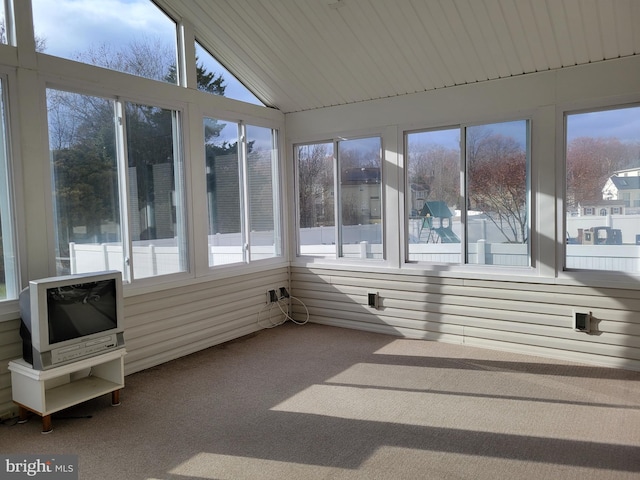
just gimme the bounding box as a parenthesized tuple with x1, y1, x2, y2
(71, 36, 174, 83)
(298, 144, 333, 228)
(408, 143, 460, 208)
(468, 130, 528, 243)
(566, 137, 638, 210)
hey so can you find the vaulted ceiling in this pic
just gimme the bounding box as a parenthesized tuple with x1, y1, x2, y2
(158, 0, 640, 113)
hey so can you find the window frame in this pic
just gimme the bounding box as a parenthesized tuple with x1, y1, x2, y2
(0, 69, 21, 308)
(403, 118, 532, 269)
(403, 125, 461, 265)
(43, 82, 192, 286)
(294, 134, 385, 262)
(201, 112, 284, 271)
(561, 100, 640, 279)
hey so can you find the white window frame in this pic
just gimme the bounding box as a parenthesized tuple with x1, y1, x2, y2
(44, 84, 191, 285)
(559, 98, 640, 283)
(294, 134, 385, 262)
(0, 71, 20, 306)
(201, 113, 284, 271)
(403, 118, 532, 269)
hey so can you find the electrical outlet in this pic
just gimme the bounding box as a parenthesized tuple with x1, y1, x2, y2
(573, 310, 592, 333)
(368, 292, 379, 309)
(266, 289, 278, 304)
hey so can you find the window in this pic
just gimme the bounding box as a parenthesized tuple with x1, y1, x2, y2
(32, 0, 178, 84)
(125, 102, 187, 278)
(565, 105, 640, 273)
(296, 136, 383, 259)
(296, 142, 335, 257)
(339, 137, 383, 259)
(195, 41, 264, 106)
(0, 78, 17, 300)
(466, 121, 530, 266)
(47, 88, 186, 281)
(246, 125, 281, 261)
(205, 118, 242, 266)
(406, 128, 460, 262)
(406, 120, 530, 266)
(204, 119, 281, 266)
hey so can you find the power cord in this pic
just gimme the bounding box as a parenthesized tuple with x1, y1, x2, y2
(257, 291, 309, 328)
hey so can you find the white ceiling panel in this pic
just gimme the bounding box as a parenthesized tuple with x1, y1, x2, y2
(157, 0, 639, 113)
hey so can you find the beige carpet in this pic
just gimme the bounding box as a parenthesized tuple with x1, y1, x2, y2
(2, 323, 640, 479)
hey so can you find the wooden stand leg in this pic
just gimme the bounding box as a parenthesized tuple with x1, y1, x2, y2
(41, 415, 53, 434)
(111, 389, 121, 406)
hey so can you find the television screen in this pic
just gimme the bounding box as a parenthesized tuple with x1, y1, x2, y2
(47, 279, 118, 344)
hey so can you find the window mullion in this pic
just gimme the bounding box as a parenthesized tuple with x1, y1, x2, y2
(334, 139, 341, 259)
(115, 100, 132, 283)
(460, 127, 468, 264)
(172, 110, 188, 272)
(239, 122, 250, 263)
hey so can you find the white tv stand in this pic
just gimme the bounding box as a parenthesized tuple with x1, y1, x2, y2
(8, 349, 126, 433)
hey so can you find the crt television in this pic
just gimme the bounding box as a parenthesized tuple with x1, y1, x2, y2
(19, 270, 125, 370)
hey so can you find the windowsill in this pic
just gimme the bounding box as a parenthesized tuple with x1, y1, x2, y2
(292, 256, 640, 290)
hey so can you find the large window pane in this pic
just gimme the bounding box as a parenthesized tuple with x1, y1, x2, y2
(0, 79, 17, 300)
(32, 0, 178, 84)
(566, 105, 640, 273)
(466, 120, 530, 266)
(246, 125, 281, 261)
(297, 142, 336, 258)
(204, 118, 242, 266)
(195, 41, 264, 106)
(406, 128, 461, 262)
(339, 137, 382, 259)
(125, 102, 186, 278)
(47, 89, 123, 276)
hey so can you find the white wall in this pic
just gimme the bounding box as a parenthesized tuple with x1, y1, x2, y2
(286, 55, 640, 371)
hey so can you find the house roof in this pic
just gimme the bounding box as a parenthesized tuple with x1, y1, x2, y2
(580, 199, 626, 208)
(157, 0, 639, 113)
(611, 176, 640, 190)
(420, 201, 453, 219)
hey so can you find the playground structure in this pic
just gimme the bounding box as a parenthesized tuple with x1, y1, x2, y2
(418, 201, 460, 243)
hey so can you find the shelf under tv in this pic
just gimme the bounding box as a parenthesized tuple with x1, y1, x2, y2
(8, 349, 126, 433)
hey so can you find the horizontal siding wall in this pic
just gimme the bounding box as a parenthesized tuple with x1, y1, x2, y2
(0, 319, 22, 419)
(123, 267, 290, 374)
(290, 266, 640, 371)
(0, 266, 289, 419)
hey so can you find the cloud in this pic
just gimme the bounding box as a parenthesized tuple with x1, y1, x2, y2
(32, 0, 174, 58)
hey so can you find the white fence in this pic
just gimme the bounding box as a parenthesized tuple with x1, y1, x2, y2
(70, 240, 640, 272)
(68, 214, 640, 274)
(69, 239, 279, 277)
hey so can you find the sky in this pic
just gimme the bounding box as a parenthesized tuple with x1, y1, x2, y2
(416, 108, 640, 152)
(30, 0, 263, 106)
(567, 107, 640, 144)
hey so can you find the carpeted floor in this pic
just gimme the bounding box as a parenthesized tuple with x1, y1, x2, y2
(2, 323, 640, 479)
